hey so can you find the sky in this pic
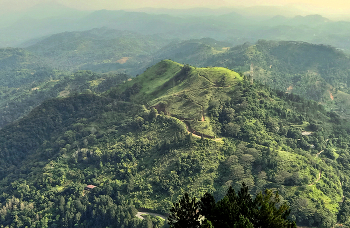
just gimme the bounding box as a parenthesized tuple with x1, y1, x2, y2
(1, 0, 350, 17)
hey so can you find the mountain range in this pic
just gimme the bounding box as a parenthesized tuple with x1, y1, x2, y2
(2, 6, 350, 53)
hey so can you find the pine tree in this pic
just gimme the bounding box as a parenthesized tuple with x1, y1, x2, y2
(169, 184, 297, 228)
(168, 193, 201, 228)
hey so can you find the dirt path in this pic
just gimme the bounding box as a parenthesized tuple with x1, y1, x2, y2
(329, 91, 334, 101)
(197, 73, 215, 85)
(183, 120, 222, 140)
(136, 212, 167, 220)
(183, 121, 204, 138)
(198, 73, 232, 88)
(316, 150, 324, 158)
(308, 170, 322, 186)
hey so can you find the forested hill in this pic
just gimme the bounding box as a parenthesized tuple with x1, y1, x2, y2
(1, 60, 350, 227)
(205, 40, 350, 100)
(0, 47, 131, 128)
(204, 41, 350, 102)
(158, 40, 350, 119)
(0, 48, 47, 87)
(26, 28, 169, 74)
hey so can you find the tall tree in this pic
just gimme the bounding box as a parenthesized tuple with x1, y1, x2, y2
(168, 193, 201, 228)
(169, 184, 296, 228)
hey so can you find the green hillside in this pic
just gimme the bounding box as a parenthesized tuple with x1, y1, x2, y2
(138, 40, 350, 120)
(163, 40, 350, 119)
(0, 60, 350, 227)
(25, 33, 350, 121)
(0, 47, 131, 128)
(0, 48, 48, 87)
(111, 60, 242, 137)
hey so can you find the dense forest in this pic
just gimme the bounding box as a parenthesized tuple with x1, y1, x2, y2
(0, 47, 131, 127)
(0, 60, 349, 227)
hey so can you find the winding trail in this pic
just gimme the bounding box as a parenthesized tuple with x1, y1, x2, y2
(308, 170, 322, 186)
(136, 212, 167, 220)
(307, 150, 324, 186)
(185, 123, 202, 138)
(316, 150, 324, 158)
(183, 120, 222, 141)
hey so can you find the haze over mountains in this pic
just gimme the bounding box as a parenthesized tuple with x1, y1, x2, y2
(1, 2, 350, 52)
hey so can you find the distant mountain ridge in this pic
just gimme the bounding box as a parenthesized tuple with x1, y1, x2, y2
(2, 8, 350, 51)
(27, 28, 169, 73)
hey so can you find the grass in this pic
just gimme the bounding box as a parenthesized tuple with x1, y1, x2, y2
(188, 119, 215, 137)
(290, 121, 310, 129)
(111, 60, 243, 136)
(116, 60, 183, 96)
(197, 67, 242, 86)
(89, 78, 105, 87)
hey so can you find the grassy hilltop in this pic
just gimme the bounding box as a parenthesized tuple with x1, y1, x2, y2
(0, 60, 349, 227)
(112, 60, 242, 137)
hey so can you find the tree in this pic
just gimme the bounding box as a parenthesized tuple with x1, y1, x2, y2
(201, 219, 214, 228)
(225, 122, 241, 137)
(169, 184, 296, 228)
(233, 215, 254, 228)
(254, 189, 296, 228)
(168, 193, 201, 228)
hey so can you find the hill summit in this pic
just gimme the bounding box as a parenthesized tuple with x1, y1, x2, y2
(111, 60, 242, 138)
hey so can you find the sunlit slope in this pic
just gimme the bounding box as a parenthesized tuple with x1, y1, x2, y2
(112, 59, 242, 137)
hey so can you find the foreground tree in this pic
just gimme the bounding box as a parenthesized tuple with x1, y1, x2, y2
(168, 183, 296, 228)
(168, 193, 201, 228)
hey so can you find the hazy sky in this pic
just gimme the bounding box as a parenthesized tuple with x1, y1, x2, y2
(1, 0, 350, 16)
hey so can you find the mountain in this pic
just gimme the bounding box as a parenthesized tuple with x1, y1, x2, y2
(0, 2, 87, 47)
(0, 33, 230, 129)
(0, 48, 49, 87)
(291, 14, 331, 26)
(3, 8, 350, 53)
(164, 40, 350, 119)
(151, 38, 232, 67)
(0, 60, 349, 227)
(27, 28, 170, 74)
(0, 1, 86, 29)
(21, 35, 350, 121)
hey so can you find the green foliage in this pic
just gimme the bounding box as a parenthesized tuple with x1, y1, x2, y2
(0, 50, 129, 127)
(0, 60, 349, 227)
(168, 193, 201, 228)
(202, 40, 350, 119)
(169, 184, 296, 228)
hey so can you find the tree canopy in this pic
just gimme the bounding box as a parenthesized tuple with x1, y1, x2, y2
(169, 183, 296, 228)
